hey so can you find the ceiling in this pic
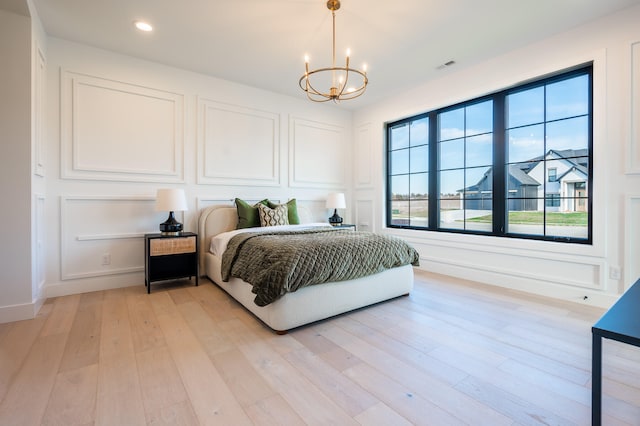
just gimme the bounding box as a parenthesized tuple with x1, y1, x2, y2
(17, 0, 640, 109)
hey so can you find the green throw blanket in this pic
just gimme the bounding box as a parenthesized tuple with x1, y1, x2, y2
(221, 228, 420, 306)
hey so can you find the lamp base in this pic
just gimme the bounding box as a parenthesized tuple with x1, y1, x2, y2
(328, 209, 343, 226)
(159, 211, 183, 235)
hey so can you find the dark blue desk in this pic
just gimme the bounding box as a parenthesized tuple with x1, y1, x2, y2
(592, 279, 640, 425)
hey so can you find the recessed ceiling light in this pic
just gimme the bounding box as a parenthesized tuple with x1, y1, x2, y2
(134, 21, 153, 32)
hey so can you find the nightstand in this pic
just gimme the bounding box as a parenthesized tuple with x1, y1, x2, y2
(332, 224, 356, 230)
(144, 232, 199, 294)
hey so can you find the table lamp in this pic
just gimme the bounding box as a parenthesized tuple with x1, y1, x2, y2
(326, 192, 346, 226)
(156, 188, 188, 235)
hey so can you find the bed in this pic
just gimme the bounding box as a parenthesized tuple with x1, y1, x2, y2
(198, 204, 418, 333)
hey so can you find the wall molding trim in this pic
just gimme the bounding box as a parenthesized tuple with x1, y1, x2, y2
(418, 249, 605, 291)
(417, 263, 617, 309)
(288, 116, 347, 188)
(34, 44, 46, 177)
(44, 274, 145, 300)
(628, 40, 640, 174)
(197, 98, 280, 187)
(60, 196, 156, 280)
(355, 198, 374, 232)
(625, 195, 640, 288)
(354, 123, 374, 189)
(60, 69, 185, 183)
(34, 194, 46, 302)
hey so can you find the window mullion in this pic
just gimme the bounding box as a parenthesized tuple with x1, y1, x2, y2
(428, 111, 438, 229)
(493, 94, 506, 234)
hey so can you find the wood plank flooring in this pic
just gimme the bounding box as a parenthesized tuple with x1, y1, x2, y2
(0, 270, 639, 425)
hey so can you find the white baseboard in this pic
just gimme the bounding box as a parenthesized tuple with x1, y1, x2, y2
(0, 298, 44, 324)
(418, 260, 619, 310)
(44, 273, 144, 299)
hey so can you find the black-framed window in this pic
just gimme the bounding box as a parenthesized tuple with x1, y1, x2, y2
(389, 115, 429, 228)
(386, 64, 592, 244)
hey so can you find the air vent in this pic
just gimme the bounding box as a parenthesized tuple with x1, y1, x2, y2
(436, 60, 456, 70)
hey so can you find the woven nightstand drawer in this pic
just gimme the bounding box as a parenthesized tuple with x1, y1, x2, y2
(149, 236, 196, 256)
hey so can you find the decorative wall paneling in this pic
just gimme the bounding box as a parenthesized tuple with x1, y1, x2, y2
(195, 197, 235, 212)
(625, 195, 640, 288)
(354, 123, 374, 188)
(60, 70, 185, 182)
(35, 194, 45, 297)
(410, 236, 606, 291)
(355, 199, 374, 231)
(197, 99, 280, 186)
(629, 41, 640, 174)
(288, 116, 347, 188)
(34, 45, 46, 177)
(299, 199, 329, 223)
(60, 196, 169, 280)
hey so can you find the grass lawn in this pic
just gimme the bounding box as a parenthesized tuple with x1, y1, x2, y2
(468, 211, 587, 226)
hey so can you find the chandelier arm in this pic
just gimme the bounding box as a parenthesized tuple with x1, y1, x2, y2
(299, 0, 367, 103)
(300, 71, 331, 96)
(307, 82, 327, 97)
(307, 89, 331, 102)
(299, 66, 368, 101)
(336, 68, 367, 100)
(299, 75, 332, 102)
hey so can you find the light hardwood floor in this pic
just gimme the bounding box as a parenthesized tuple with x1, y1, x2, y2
(0, 270, 639, 425)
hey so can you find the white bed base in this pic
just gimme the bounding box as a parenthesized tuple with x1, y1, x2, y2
(198, 205, 414, 333)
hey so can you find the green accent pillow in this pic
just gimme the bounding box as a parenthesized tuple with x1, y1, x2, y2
(268, 199, 300, 225)
(235, 198, 269, 229)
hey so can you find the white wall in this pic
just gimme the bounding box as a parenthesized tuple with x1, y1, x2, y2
(0, 9, 35, 323)
(40, 38, 353, 300)
(354, 4, 640, 307)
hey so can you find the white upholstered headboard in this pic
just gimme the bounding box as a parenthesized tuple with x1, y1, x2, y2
(197, 204, 313, 270)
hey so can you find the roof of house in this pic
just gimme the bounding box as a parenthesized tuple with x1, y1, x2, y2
(459, 148, 588, 192)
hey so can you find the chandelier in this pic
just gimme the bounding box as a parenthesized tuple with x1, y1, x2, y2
(299, 0, 368, 103)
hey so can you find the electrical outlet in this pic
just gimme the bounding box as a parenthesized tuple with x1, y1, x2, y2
(102, 253, 111, 265)
(609, 266, 621, 280)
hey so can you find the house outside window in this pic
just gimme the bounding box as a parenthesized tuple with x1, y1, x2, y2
(439, 100, 494, 232)
(386, 65, 592, 244)
(546, 194, 561, 207)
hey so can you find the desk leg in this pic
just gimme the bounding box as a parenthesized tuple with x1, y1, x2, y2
(592, 333, 602, 426)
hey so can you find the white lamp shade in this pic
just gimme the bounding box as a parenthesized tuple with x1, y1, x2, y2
(155, 188, 188, 212)
(326, 192, 346, 209)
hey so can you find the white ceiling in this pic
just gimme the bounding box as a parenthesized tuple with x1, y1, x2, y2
(18, 0, 640, 109)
